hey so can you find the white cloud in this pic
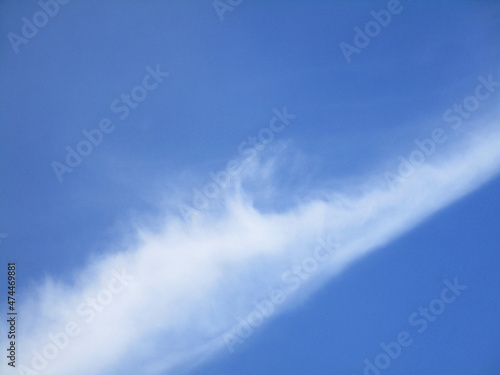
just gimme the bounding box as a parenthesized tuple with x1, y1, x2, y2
(5, 123, 500, 375)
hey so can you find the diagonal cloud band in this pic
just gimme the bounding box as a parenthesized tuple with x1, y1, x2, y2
(5, 122, 500, 375)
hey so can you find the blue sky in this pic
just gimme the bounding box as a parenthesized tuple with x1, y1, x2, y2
(1, 1, 499, 374)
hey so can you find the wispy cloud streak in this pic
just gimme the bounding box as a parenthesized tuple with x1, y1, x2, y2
(5, 123, 500, 375)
